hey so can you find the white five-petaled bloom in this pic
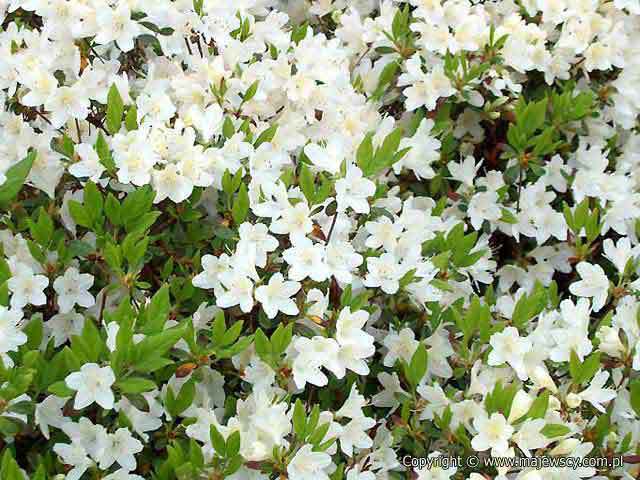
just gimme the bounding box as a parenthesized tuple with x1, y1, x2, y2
(216, 270, 255, 313)
(363, 252, 406, 294)
(53, 267, 95, 313)
(0, 306, 26, 355)
(152, 164, 194, 204)
(94, 3, 141, 53)
(471, 412, 514, 456)
(7, 263, 49, 310)
(603, 237, 637, 273)
(487, 327, 532, 380)
(575, 370, 617, 413)
(35, 395, 67, 439)
(255, 272, 301, 319)
(53, 441, 93, 480)
(335, 165, 376, 214)
(98, 427, 144, 471)
(270, 201, 314, 242)
(65, 363, 116, 410)
(382, 327, 419, 367)
(283, 237, 329, 282)
(287, 444, 333, 480)
(569, 261, 610, 312)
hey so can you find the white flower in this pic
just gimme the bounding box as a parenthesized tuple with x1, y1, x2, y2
(326, 241, 363, 283)
(569, 262, 609, 312)
(415, 451, 458, 480)
(65, 363, 116, 410)
(0, 306, 26, 355)
(549, 298, 593, 362)
(192, 254, 231, 290)
(283, 238, 329, 282)
(115, 397, 163, 441)
(382, 328, 419, 367)
(603, 237, 637, 273)
(512, 419, 551, 457)
(35, 395, 67, 439)
(371, 372, 407, 410)
(46, 311, 85, 347)
(417, 383, 450, 421)
(339, 415, 376, 456)
(287, 444, 332, 480)
(216, 270, 254, 313)
(364, 216, 403, 251)
(153, 164, 194, 203)
(304, 137, 345, 175)
(335, 166, 376, 214)
(487, 327, 532, 380)
(62, 417, 109, 459)
(292, 336, 340, 388)
(69, 143, 106, 181)
(97, 427, 143, 471)
(7, 264, 49, 309)
(270, 201, 313, 242)
(576, 370, 617, 413)
(237, 222, 278, 269)
(468, 191, 502, 230)
(53, 267, 95, 314)
(53, 441, 93, 480)
(363, 252, 406, 294)
(103, 470, 145, 480)
(398, 59, 456, 111)
(471, 413, 514, 456)
(255, 273, 301, 319)
(94, 4, 141, 52)
(448, 156, 481, 188)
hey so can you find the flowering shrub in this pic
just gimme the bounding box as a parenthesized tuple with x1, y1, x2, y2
(1, 0, 640, 479)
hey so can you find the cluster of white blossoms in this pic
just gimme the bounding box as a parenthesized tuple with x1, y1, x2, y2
(0, 0, 640, 479)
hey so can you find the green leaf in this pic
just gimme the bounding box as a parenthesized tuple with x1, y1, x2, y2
(523, 391, 550, 421)
(0, 151, 35, 205)
(95, 132, 115, 173)
(254, 124, 278, 148)
(356, 134, 373, 172)
(222, 117, 235, 139)
(143, 284, 171, 334)
(408, 343, 428, 388)
(226, 430, 241, 457)
(175, 378, 196, 415)
(106, 84, 125, 134)
(232, 183, 249, 224)
(221, 320, 243, 347)
(630, 379, 640, 417)
(293, 399, 306, 438)
(242, 81, 259, 103)
(48, 380, 74, 397)
(28, 208, 54, 247)
(105, 193, 122, 225)
(68, 200, 92, 228)
(499, 208, 518, 224)
(253, 328, 272, 366)
(125, 105, 138, 131)
(116, 377, 156, 394)
(299, 162, 315, 205)
(271, 323, 293, 356)
(210, 425, 226, 457)
(84, 181, 103, 223)
(570, 351, 601, 385)
(134, 323, 187, 364)
(541, 423, 570, 438)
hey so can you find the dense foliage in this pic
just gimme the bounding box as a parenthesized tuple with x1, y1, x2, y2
(0, 0, 639, 479)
